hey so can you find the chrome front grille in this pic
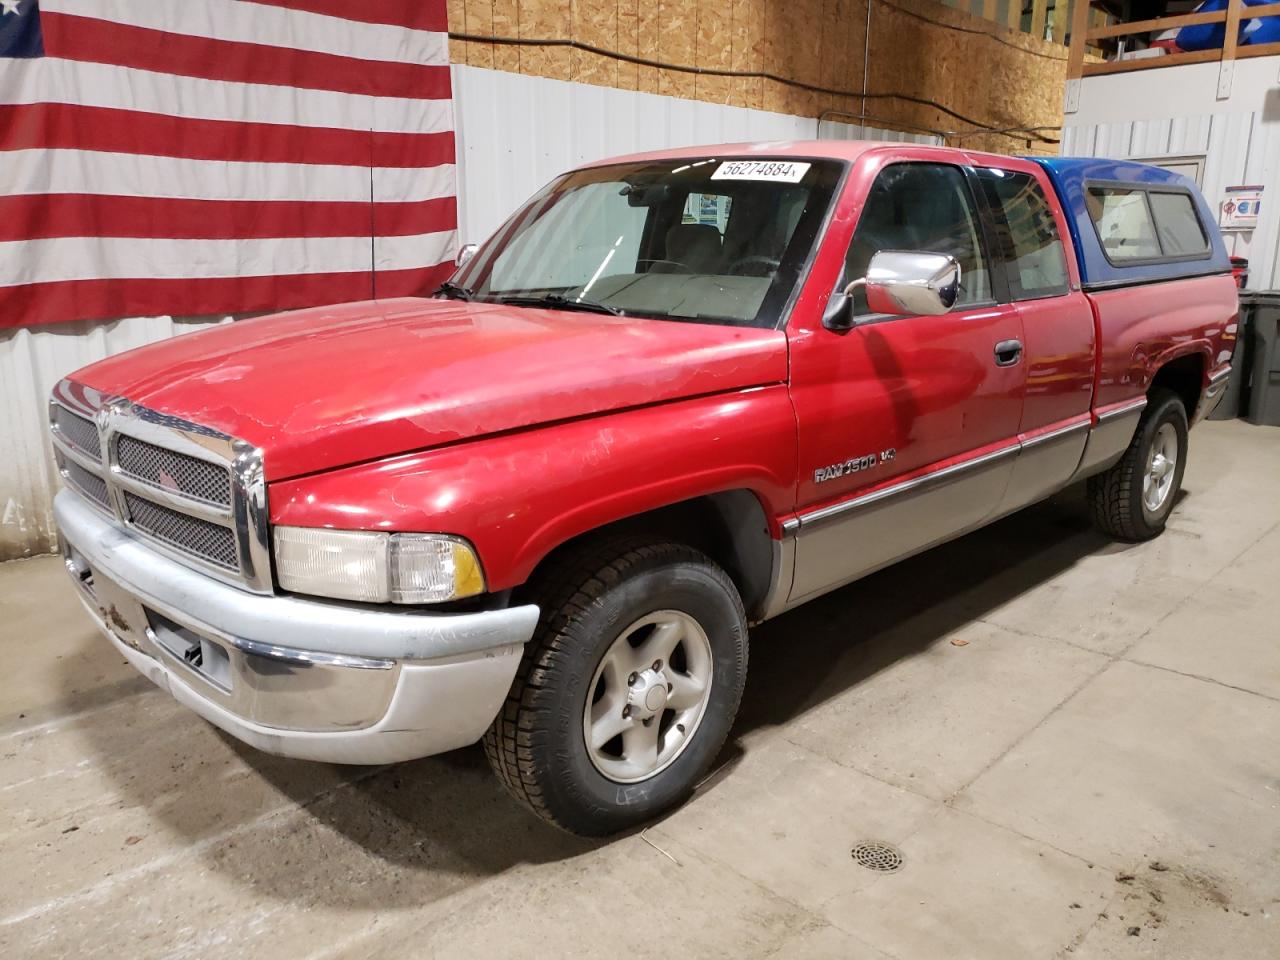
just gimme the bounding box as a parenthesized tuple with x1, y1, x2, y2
(64, 459, 111, 510)
(116, 435, 232, 506)
(122, 492, 239, 570)
(48, 382, 271, 593)
(53, 405, 102, 459)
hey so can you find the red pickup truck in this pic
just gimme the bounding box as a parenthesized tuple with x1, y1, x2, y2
(50, 142, 1237, 835)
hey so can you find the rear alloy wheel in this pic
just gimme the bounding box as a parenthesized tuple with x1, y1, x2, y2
(1088, 388, 1188, 541)
(483, 540, 748, 836)
(1142, 422, 1179, 517)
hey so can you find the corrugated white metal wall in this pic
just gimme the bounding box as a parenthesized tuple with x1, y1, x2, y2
(0, 64, 935, 561)
(1062, 59, 1280, 290)
(1061, 113, 1280, 289)
(450, 65, 936, 247)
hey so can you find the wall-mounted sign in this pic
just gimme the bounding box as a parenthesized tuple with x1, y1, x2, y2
(1221, 185, 1263, 231)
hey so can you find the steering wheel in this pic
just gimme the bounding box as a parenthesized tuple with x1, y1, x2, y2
(727, 255, 781, 277)
(636, 258, 694, 274)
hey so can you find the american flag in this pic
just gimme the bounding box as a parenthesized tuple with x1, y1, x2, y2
(0, 0, 457, 329)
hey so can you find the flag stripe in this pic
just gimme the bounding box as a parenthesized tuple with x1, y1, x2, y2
(0, 103, 455, 169)
(0, 273, 375, 329)
(0, 265, 454, 331)
(0, 231, 456, 286)
(1, 53, 452, 135)
(5, 148, 458, 204)
(373, 264, 456, 299)
(373, 233, 464, 274)
(0, 194, 458, 241)
(43, 0, 449, 67)
(1, 0, 457, 328)
(43, 13, 453, 101)
(249, 0, 448, 34)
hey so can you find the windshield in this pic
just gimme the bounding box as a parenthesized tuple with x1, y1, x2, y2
(449, 157, 844, 328)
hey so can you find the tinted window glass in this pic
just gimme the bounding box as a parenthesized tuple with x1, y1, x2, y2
(845, 163, 990, 315)
(455, 158, 843, 328)
(490, 182, 647, 290)
(1149, 191, 1209, 256)
(1087, 187, 1161, 261)
(977, 169, 1069, 299)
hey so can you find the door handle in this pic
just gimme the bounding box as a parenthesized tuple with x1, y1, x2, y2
(994, 339, 1023, 367)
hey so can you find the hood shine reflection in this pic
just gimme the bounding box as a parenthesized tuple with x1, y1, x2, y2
(73, 298, 789, 480)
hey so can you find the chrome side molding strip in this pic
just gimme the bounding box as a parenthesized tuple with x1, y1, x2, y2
(787, 406, 1123, 533)
(797, 442, 1021, 529)
(1207, 366, 1232, 386)
(1095, 396, 1148, 424)
(1018, 417, 1091, 451)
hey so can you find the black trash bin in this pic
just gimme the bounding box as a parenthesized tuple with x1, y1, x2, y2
(1246, 292, 1280, 427)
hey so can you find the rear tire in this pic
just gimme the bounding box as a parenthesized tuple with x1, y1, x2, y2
(1088, 388, 1188, 541)
(482, 539, 748, 836)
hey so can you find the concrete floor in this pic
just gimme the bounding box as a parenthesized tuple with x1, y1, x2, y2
(2, 418, 1278, 959)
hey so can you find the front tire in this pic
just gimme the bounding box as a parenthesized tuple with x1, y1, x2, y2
(482, 540, 748, 836)
(1088, 388, 1188, 541)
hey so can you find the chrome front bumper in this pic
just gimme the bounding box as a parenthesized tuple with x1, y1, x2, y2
(55, 489, 538, 764)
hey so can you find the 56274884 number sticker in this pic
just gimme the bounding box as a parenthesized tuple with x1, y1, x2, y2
(711, 160, 812, 183)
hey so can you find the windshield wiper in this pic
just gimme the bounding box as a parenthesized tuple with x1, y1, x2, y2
(434, 280, 476, 301)
(496, 293, 625, 317)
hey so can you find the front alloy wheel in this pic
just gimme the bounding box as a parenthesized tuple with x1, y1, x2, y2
(483, 540, 748, 836)
(583, 610, 714, 783)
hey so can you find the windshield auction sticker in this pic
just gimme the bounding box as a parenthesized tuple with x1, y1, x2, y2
(711, 160, 812, 183)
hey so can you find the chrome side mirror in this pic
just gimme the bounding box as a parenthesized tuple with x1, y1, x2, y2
(824, 251, 961, 330)
(861, 251, 961, 316)
(455, 243, 478, 267)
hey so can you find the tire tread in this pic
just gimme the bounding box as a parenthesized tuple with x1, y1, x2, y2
(481, 537, 745, 833)
(1087, 388, 1185, 541)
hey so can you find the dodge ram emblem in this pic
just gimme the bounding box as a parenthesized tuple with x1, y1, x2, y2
(814, 448, 896, 484)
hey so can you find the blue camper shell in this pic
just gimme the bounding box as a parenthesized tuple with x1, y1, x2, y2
(1028, 157, 1231, 291)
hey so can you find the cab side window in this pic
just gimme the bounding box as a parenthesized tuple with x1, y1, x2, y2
(977, 169, 1070, 300)
(845, 163, 991, 316)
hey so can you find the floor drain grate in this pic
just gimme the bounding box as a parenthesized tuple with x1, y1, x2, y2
(851, 840, 904, 873)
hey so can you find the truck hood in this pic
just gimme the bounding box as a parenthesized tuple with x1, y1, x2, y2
(72, 298, 789, 481)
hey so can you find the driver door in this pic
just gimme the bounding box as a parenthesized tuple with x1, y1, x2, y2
(786, 161, 1026, 604)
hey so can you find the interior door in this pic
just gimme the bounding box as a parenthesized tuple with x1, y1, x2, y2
(786, 161, 1026, 604)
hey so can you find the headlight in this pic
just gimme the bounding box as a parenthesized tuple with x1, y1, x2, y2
(273, 527, 485, 604)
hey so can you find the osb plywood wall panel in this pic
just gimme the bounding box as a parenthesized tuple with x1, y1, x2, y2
(450, 0, 1065, 154)
(867, 0, 1066, 153)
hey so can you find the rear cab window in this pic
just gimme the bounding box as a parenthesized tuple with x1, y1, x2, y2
(682, 192, 732, 232)
(1086, 183, 1211, 266)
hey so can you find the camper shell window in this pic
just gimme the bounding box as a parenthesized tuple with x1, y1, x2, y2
(1085, 181, 1212, 267)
